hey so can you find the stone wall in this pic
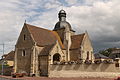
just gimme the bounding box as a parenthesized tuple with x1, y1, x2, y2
(70, 49, 80, 61)
(49, 41, 65, 64)
(14, 24, 34, 74)
(81, 32, 94, 61)
(49, 63, 120, 78)
(16, 48, 32, 74)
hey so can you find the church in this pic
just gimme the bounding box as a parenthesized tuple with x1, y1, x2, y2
(14, 10, 94, 76)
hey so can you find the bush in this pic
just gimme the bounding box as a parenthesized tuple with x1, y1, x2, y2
(84, 60, 92, 64)
(103, 59, 113, 64)
(94, 60, 102, 64)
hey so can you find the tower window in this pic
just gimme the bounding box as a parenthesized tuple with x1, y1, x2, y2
(22, 50, 26, 56)
(86, 51, 89, 60)
(116, 54, 118, 58)
(23, 34, 26, 40)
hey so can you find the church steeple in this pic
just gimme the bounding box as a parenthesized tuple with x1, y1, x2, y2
(53, 10, 76, 61)
(58, 9, 66, 21)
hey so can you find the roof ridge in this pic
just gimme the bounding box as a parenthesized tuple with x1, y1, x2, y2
(25, 23, 52, 32)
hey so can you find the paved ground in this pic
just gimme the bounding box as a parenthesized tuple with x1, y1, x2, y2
(15, 77, 115, 80)
(0, 76, 116, 80)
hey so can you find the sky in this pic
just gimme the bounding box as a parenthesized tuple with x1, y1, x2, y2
(0, 0, 120, 57)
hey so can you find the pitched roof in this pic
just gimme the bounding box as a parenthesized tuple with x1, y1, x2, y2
(39, 44, 55, 56)
(25, 23, 64, 49)
(4, 51, 15, 61)
(94, 53, 109, 59)
(2, 54, 8, 58)
(51, 31, 65, 49)
(70, 33, 85, 49)
(24, 23, 84, 50)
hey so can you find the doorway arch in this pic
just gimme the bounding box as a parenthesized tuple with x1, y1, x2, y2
(53, 53, 61, 62)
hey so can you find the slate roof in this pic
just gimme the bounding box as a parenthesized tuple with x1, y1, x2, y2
(94, 53, 109, 59)
(70, 33, 85, 49)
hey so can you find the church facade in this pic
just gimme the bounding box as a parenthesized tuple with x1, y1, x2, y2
(14, 10, 94, 76)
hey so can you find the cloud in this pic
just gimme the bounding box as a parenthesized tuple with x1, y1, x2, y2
(65, 0, 78, 5)
(0, 0, 62, 57)
(63, 0, 120, 52)
(0, 0, 120, 57)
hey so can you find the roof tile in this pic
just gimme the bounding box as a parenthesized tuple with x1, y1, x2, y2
(70, 33, 85, 49)
(25, 23, 65, 49)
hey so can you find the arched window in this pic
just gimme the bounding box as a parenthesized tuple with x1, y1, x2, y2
(53, 53, 61, 62)
(116, 54, 119, 58)
(23, 34, 26, 40)
(86, 51, 89, 60)
(22, 50, 26, 56)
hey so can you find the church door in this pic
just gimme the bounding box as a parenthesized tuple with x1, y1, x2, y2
(39, 56, 48, 76)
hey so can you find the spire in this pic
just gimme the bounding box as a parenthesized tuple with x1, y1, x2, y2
(58, 9, 66, 21)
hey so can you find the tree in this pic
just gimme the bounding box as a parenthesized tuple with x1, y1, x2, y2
(99, 48, 114, 57)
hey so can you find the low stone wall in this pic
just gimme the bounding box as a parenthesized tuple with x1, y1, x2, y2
(49, 63, 120, 78)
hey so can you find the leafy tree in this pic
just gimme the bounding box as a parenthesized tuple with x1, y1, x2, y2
(99, 48, 114, 57)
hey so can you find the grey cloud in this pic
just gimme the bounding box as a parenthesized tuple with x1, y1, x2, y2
(0, 0, 120, 57)
(64, 1, 120, 52)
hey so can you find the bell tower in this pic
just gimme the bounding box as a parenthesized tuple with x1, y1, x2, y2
(58, 9, 66, 21)
(53, 10, 75, 42)
(53, 9, 75, 61)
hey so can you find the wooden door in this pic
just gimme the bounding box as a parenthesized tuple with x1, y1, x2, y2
(39, 56, 48, 76)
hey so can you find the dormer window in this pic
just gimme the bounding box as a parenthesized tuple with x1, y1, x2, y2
(22, 50, 26, 56)
(23, 34, 26, 40)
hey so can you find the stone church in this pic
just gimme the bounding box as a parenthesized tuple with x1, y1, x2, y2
(14, 10, 94, 76)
